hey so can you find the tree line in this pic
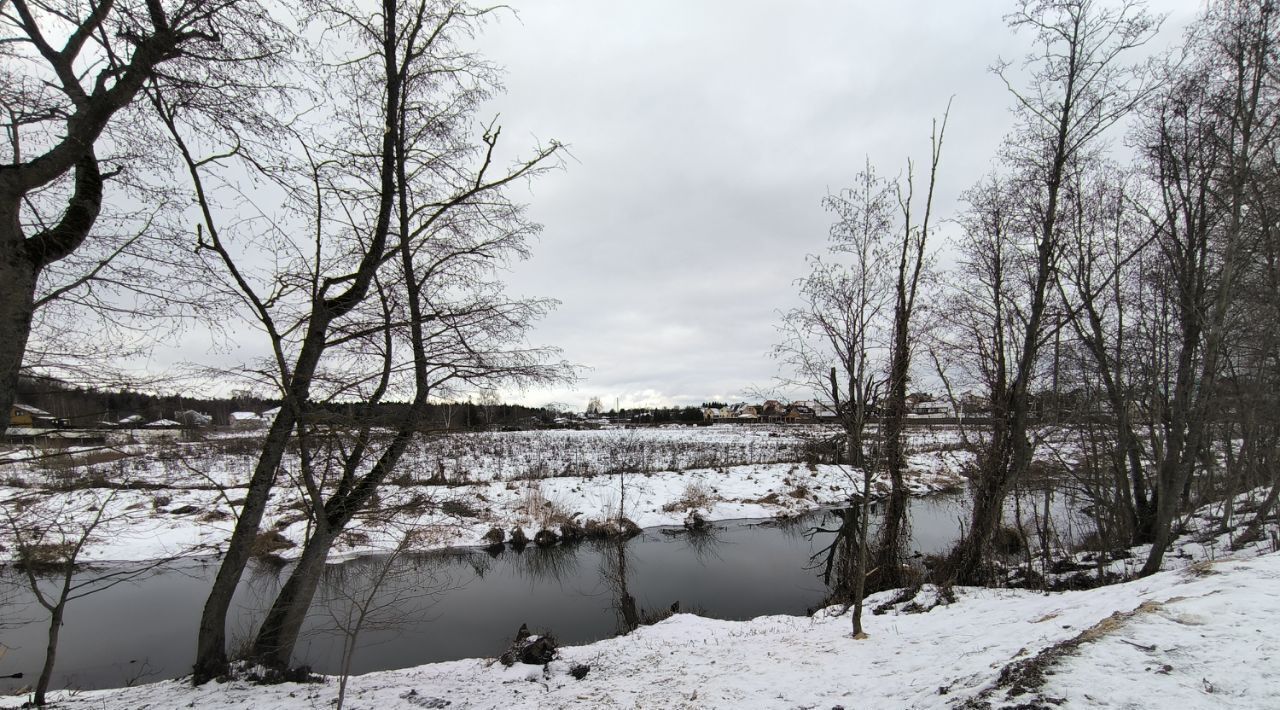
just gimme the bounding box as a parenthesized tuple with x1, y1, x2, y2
(778, 0, 1279, 635)
(11, 374, 567, 430)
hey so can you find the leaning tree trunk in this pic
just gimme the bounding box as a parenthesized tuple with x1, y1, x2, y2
(192, 406, 302, 682)
(251, 525, 338, 668)
(193, 325, 329, 683)
(252, 418, 424, 667)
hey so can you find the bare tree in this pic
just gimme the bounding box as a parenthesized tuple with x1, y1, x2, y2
(947, 0, 1159, 583)
(1052, 164, 1157, 546)
(2, 490, 190, 706)
(155, 0, 567, 679)
(876, 105, 948, 590)
(1130, 0, 1278, 575)
(317, 534, 452, 710)
(775, 162, 894, 470)
(0, 0, 286, 418)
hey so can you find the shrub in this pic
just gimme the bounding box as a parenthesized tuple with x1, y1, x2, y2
(250, 530, 295, 558)
(522, 484, 571, 528)
(661, 482, 715, 512)
(440, 498, 481, 518)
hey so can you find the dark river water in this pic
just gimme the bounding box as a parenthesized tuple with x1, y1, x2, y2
(0, 495, 987, 694)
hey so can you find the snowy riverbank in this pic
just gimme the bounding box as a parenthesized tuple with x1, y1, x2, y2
(0, 426, 969, 563)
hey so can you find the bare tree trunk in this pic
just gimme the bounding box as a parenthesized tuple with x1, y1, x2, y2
(336, 631, 357, 710)
(875, 106, 947, 591)
(851, 468, 872, 639)
(1235, 454, 1280, 549)
(253, 417, 425, 667)
(251, 526, 338, 668)
(33, 601, 65, 707)
(0, 222, 38, 423)
(952, 407, 1017, 583)
(0, 156, 103, 425)
(877, 346, 910, 589)
(193, 349, 318, 682)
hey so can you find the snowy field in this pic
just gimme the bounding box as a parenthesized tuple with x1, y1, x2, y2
(0, 424, 970, 562)
(8, 546, 1276, 708)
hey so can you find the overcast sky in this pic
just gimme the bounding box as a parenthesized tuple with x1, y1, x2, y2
(131, 0, 1199, 409)
(446, 0, 1199, 411)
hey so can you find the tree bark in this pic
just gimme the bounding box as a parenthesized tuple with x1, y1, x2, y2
(251, 526, 338, 668)
(252, 416, 424, 667)
(876, 335, 910, 590)
(0, 214, 39, 426)
(34, 601, 65, 707)
(193, 327, 327, 682)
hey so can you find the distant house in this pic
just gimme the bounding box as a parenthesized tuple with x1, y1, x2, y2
(806, 400, 840, 420)
(957, 392, 991, 418)
(909, 400, 954, 418)
(10, 403, 57, 427)
(230, 411, 262, 428)
(117, 414, 145, 426)
(261, 406, 281, 423)
(784, 402, 816, 423)
(175, 410, 214, 427)
(760, 400, 787, 422)
(732, 404, 760, 420)
(702, 406, 735, 421)
(146, 418, 181, 427)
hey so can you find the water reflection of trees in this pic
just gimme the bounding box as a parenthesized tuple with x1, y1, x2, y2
(806, 508, 857, 604)
(804, 500, 913, 609)
(678, 525, 725, 565)
(233, 559, 288, 657)
(305, 551, 461, 659)
(599, 538, 640, 633)
(506, 543, 582, 586)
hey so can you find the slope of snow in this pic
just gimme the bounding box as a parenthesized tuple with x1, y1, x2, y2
(7, 550, 1276, 709)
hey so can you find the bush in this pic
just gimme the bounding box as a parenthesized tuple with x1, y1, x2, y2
(661, 481, 715, 512)
(440, 498, 480, 518)
(522, 484, 571, 528)
(250, 530, 295, 558)
(15, 542, 74, 572)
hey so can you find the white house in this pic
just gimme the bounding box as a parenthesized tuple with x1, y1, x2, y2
(230, 411, 262, 428)
(909, 401, 955, 418)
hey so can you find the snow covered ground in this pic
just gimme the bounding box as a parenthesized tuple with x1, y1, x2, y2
(8, 548, 1276, 708)
(0, 425, 969, 562)
(5, 424, 1278, 708)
